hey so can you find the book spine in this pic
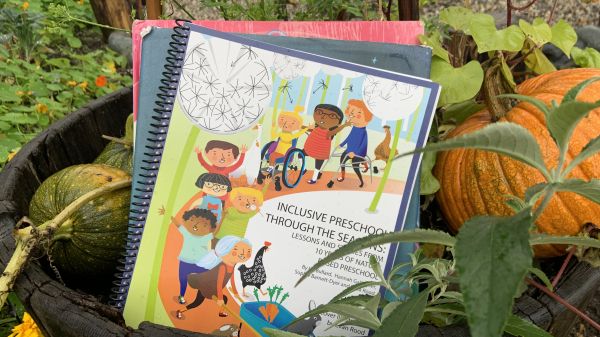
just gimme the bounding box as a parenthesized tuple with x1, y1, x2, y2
(110, 20, 190, 309)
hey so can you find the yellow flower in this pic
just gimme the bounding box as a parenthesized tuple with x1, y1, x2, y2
(66, 80, 77, 87)
(7, 150, 18, 162)
(21, 2, 29, 10)
(8, 312, 43, 337)
(35, 103, 48, 114)
(16, 90, 25, 96)
(78, 81, 88, 90)
(104, 61, 117, 74)
(77, 0, 84, 4)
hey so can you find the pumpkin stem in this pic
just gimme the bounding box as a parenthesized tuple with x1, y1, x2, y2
(482, 57, 515, 122)
(102, 135, 133, 147)
(0, 178, 131, 310)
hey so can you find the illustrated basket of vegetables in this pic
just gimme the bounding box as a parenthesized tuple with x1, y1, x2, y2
(0, 88, 598, 337)
(240, 301, 296, 337)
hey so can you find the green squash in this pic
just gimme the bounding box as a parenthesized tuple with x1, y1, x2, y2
(29, 164, 130, 289)
(93, 113, 134, 173)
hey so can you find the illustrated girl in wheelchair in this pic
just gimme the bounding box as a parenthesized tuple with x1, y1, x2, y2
(257, 106, 313, 190)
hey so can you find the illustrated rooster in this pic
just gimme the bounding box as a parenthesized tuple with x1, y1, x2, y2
(373, 125, 398, 173)
(230, 124, 263, 185)
(238, 241, 271, 297)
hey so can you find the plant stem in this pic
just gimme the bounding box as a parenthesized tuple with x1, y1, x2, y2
(170, 0, 196, 20)
(0, 178, 131, 310)
(101, 135, 133, 147)
(551, 246, 575, 288)
(369, 119, 403, 212)
(532, 187, 556, 222)
(66, 13, 129, 33)
(526, 278, 600, 332)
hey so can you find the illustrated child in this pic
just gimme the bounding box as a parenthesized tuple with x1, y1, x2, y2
(190, 173, 232, 224)
(172, 208, 218, 304)
(195, 140, 247, 176)
(303, 104, 347, 184)
(215, 178, 271, 240)
(176, 236, 252, 319)
(337, 99, 373, 188)
(267, 106, 311, 171)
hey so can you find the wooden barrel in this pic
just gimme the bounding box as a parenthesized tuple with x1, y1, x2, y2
(0, 88, 597, 337)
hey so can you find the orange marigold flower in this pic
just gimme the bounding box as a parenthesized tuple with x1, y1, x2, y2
(78, 81, 88, 90)
(8, 312, 43, 337)
(95, 75, 107, 87)
(67, 80, 77, 87)
(21, 2, 29, 10)
(35, 103, 48, 114)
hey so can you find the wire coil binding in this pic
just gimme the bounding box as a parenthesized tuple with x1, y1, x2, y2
(110, 19, 190, 309)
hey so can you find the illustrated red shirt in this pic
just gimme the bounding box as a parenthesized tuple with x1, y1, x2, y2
(304, 127, 333, 160)
(197, 152, 245, 175)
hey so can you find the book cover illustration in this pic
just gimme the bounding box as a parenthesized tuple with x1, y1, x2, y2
(124, 25, 439, 337)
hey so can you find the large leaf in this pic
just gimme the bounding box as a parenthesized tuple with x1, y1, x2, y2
(529, 234, 600, 249)
(330, 281, 382, 302)
(546, 101, 600, 158)
(525, 48, 556, 74)
(296, 230, 456, 285)
(571, 47, 600, 68)
(519, 19, 551, 46)
(455, 210, 533, 337)
(439, 6, 475, 33)
(497, 93, 550, 118)
(563, 135, 600, 175)
(550, 20, 577, 56)
(431, 58, 484, 106)
(373, 290, 428, 337)
(401, 122, 551, 181)
(555, 179, 600, 204)
(504, 315, 553, 337)
(420, 151, 440, 195)
(419, 32, 450, 63)
(470, 14, 526, 53)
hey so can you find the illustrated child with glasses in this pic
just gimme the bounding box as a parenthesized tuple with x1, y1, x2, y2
(303, 104, 348, 184)
(215, 177, 271, 240)
(194, 140, 247, 176)
(190, 173, 233, 224)
(170, 208, 217, 304)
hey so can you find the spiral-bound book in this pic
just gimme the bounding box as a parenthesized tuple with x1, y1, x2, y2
(120, 22, 439, 337)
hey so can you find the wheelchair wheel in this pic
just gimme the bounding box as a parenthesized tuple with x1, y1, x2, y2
(282, 148, 306, 188)
(258, 141, 276, 183)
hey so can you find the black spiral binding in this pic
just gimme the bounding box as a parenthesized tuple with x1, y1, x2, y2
(110, 20, 191, 310)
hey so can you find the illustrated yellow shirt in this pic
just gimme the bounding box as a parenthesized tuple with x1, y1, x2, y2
(271, 128, 308, 154)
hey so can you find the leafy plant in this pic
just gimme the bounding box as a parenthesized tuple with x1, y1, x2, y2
(265, 79, 600, 337)
(0, 0, 132, 168)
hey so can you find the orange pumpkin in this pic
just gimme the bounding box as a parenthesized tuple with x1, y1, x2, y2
(434, 69, 600, 257)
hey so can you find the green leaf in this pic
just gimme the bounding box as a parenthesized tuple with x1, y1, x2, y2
(263, 329, 304, 337)
(519, 19, 552, 46)
(554, 179, 600, 204)
(330, 281, 382, 302)
(420, 151, 440, 195)
(563, 135, 600, 175)
(431, 58, 484, 106)
(419, 32, 450, 63)
(400, 122, 551, 181)
(500, 57, 516, 89)
(571, 47, 600, 68)
(550, 20, 577, 56)
(504, 315, 553, 337)
(46, 83, 62, 91)
(524, 183, 548, 203)
(0, 121, 11, 131)
(296, 230, 456, 286)
(455, 210, 533, 337)
(439, 6, 475, 33)
(546, 101, 600, 157)
(497, 94, 550, 118)
(0, 113, 38, 125)
(369, 255, 386, 283)
(470, 14, 526, 53)
(528, 267, 554, 292)
(286, 301, 380, 330)
(504, 195, 527, 212)
(525, 48, 556, 74)
(562, 77, 600, 104)
(373, 291, 428, 337)
(0, 90, 20, 103)
(443, 100, 485, 124)
(529, 233, 600, 249)
(67, 36, 82, 48)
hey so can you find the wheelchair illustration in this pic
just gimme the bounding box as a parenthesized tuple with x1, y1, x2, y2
(256, 138, 307, 190)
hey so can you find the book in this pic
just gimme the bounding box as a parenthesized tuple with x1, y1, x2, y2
(117, 22, 430, 314)
(121, 22, 439, 337)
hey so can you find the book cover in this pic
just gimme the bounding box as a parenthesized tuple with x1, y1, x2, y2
(123, 23, 439, 337)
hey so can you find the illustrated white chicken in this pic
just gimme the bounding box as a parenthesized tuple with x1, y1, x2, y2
(230, 124, 263, 185)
